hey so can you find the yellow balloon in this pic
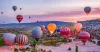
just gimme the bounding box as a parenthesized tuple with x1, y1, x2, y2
(47, 23, 56, 34)
(98, 18, 100, 21)
(67, 26, 75, 31)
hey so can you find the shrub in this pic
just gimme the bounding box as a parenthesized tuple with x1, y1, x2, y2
(75, 46, 78, 52)
(0, 37, 6, 46)
(68, 47, 71, 51)
(97, 41, 100, 46)
(14, 48, 18, 52)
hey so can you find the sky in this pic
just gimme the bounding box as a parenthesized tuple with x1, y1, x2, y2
(0, 0, 100, 24)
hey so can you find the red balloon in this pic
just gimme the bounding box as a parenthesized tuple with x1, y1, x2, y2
(78, 31, 90, 45)
(60, 27, 71, 39)
(16, 15, 23, 23)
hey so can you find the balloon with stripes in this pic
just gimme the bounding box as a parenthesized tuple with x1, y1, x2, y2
(78, 31, 90, 45)
(15, 34, 28, 49)
(60, 27, 71, 39)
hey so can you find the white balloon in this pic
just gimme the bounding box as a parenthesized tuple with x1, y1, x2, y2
(3, 33, 16, 46)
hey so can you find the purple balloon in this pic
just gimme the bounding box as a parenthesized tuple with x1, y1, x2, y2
(3, 33, 16, 46)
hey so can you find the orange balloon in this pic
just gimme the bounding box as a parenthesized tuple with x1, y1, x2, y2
(47, 23, 57, 34)
(75, 23, 82, 32)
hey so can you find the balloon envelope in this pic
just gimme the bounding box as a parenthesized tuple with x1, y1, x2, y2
(16, 15, 23, 23)
(78, 31, 90, 44)
(75, 23, 82, 32)
(3, 33, 16, 46)
(15, 34, 28, 46)
(20, 8, 22, 10)
(12, 6, 17, 11)
(98, 18, 100, 21)
(40, 25, 46, 32)
(32, 26, 43, 38)
(1, 12, 3, 14)
(84, 6, 91, 15)
(47, 23, 57, 34)
(60, 27, 71, 39)
(67, 26, 75, 31)
(56, 28, 60, 32)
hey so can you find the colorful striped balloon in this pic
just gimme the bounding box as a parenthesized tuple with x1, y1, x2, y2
(60, 27, 71, 39)
(15, 34, 28, 48)
(78, 31, 90, 45)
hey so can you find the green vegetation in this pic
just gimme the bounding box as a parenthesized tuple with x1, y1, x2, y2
(97, 41, 100, 46)
(14, 48, 18, 52)
(75, 46, 78, 52)
(31, 48, 38, 52)
(0, 28, 71, 47)
(0, 36, 6, 46)
(42, 40, 58, 46)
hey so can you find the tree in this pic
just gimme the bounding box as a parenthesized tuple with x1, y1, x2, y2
(75, 46, 78, 52)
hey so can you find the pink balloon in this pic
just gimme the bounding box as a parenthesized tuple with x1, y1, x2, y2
(75, 23, 82, 32)
(78, 31, 90, 45)
(60, 27, 71, 39)
(40, 25, 46, 32)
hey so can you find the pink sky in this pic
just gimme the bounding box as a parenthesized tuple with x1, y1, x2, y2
(0, 0, 100, 23)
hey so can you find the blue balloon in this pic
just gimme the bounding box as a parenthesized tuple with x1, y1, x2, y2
(56, 28, 60, 32)
(3, 33, 16, 46)
(12, 6, 17, 11)
(32, 26, 43, 38)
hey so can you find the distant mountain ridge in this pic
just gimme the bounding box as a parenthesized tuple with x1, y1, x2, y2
(0, 21, 73, 27)
(0, 19, 99, 28)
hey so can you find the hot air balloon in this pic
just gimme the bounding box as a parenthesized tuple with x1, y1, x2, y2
(60, 27, 71, 39)
(67, 23, 75, 31)
(75, 23, 82, 32)
(15, 34, 28, 49)
(16, 15, 23, 23)
(16, 15, 23, 27)
(37, 21, 39, 23)
(32, 26, 43, 41)
(67, 26, 75, 31)
(78, 31, 90, 45)
(47, 23, 57, 34)
(1, 12, 3, 14)
(40, 25, 46, 32)
(97, 18, 100, 22)
(84, 6, 91, 15)
(3, 33, 16, 49)
(20, 8, 22, 10)
(56, 28, 60, 32)
(12, 6, 17, 11)
(29, 16, 30, 18)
